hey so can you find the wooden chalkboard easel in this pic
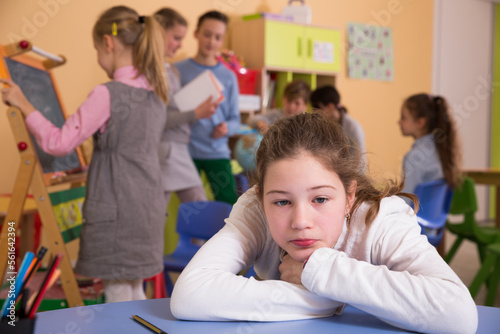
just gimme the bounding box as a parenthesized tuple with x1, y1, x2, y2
(0, 41, 86, 307)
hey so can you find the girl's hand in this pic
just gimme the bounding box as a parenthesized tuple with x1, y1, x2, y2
(212, 122, 228, 139)
(194, 97, 218, 119)
(0, 79, 36, 117)
(279, 254, 304, 286)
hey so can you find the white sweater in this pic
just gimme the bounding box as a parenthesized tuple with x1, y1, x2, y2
(171, 188, 478, 333)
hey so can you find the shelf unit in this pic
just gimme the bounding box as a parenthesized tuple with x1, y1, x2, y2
(231, 17, 341, 112)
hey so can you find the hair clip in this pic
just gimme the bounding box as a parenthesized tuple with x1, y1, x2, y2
(138, 16, 145, 24)
(111, 22, 117, 36)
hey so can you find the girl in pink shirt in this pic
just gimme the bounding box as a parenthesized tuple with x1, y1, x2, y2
(1, 6, 168, 303)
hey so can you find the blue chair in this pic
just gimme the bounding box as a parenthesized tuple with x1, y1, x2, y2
(163, 201, 232, 295)
(413, 179, 454, 247)
(243, 265, 256, 278)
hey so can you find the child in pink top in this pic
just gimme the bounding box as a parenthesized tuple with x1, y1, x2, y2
(1, 5, 168, 303)
(16, 66, 152, 155)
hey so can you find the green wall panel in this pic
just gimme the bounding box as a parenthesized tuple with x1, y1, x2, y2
(490, 5, 500, 217)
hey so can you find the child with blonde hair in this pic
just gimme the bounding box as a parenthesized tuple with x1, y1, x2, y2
(1, 5, 168, 303)
(154, 7, 218, 206)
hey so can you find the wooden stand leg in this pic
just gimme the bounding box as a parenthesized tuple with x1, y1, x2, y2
(0, 154, 35, 283)
(19, 214, 34, 260)
(31, 167, 84, 307)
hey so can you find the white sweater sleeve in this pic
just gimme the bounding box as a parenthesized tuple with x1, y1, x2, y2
(170, 189, 343, 321)
(301, 199, 478, 334)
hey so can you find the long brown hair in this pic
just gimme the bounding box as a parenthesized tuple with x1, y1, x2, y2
(404, 93, 462, 186)
(255, 113, 417, 226)
(93, 6, 168, 103)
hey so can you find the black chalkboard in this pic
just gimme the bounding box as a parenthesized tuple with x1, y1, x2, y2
(4, 57, 81, 174)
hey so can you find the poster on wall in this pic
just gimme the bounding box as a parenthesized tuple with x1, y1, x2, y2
(347, 23, 394, 81)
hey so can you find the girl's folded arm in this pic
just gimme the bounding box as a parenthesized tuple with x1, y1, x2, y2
(302, 209, 478, 334)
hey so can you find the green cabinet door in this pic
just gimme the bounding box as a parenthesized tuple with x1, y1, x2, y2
(304, 26, 341, 72)
(264, 20, 305, 69)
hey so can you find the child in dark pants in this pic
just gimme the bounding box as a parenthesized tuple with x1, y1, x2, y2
(175, 10, 240, 205)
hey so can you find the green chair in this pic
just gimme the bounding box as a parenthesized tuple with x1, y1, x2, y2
(444, 177, 500, 264)
(468, 242, 500, 306)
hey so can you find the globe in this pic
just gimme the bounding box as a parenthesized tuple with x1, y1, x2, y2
(234, 133, 263, 172)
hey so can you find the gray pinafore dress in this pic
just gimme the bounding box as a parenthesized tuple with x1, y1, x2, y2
(76, 81, 167, 280)
(159, 63, 202, 192)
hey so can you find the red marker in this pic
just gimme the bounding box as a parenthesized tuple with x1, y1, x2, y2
(27, 253, 63, 318)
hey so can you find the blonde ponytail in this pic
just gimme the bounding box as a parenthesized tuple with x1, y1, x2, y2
(93, 6, 168, 103)
(133, 15, 168, 103)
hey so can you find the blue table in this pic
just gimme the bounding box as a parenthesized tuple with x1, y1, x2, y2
(33, 298, 498, 333)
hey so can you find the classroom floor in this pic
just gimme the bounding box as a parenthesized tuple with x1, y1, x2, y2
(444, 227, 500, 307)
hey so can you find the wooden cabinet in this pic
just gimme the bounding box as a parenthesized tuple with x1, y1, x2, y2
(264, 20, 306, 69)
(231, 18, 340, 112)
(232, 18, 341, 73)
(303, 25, 340, 72)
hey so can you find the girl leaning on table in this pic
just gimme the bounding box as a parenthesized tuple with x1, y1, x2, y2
(1, 6, 168, 303)
(171, 113, 478, 333)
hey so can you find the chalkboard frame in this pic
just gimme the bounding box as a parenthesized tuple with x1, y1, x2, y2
(0, 44, 86, 185)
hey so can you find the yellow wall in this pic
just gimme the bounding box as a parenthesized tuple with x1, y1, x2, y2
(0, 0, 433, 193)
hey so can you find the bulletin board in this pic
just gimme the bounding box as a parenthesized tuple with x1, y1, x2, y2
(347, 22, 394, 82)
